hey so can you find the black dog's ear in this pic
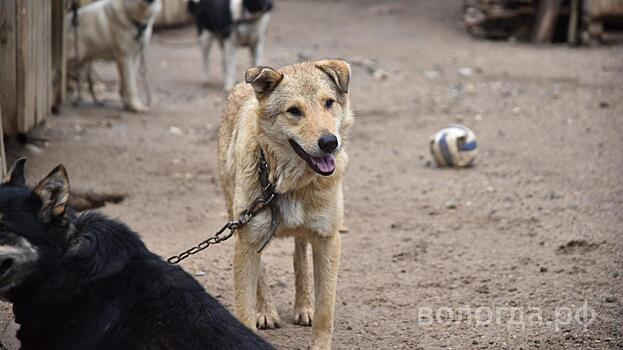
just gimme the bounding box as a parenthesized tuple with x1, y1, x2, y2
(315, 60, 351, 94)
(2, 158, 27, 187)
(34, 165, 70, 220)
(245, 66, 283, 98)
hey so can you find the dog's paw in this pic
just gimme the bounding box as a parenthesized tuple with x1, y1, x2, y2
(256, 309, 281, 329)
(126, 102, 149, 113)
(293, 307, 313, 326)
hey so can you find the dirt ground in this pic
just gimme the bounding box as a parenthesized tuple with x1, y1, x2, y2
(2, 0, 622, 349)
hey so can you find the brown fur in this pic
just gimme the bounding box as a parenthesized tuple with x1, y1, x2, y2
(217, 60, 353, 349)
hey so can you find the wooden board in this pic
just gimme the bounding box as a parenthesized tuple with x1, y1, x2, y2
(532, 0, 563, 43)
(0, 108, 5, 178)
(0, 0, 18, 135)
(0, 0, 53, 135)
(52, 0, 67, 107)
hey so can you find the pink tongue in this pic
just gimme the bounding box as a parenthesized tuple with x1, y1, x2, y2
(311, 154, 336, 173)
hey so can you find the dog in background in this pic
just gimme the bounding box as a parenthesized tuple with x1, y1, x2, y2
(66, 0, 161, 112)
(188, 0, 273, 90)
(0, 159, 275, 350)
(218, 60, 353, 349)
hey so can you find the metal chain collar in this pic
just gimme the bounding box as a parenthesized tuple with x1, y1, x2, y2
(167, 150, 279, 264)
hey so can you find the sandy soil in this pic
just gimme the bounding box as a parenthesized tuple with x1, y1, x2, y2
(2, 0, 622, 349)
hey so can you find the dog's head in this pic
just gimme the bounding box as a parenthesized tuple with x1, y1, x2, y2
(245, 60, 354, 176)
(0, 159, 71, 300)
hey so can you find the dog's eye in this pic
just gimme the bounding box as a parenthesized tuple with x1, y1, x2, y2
(325, 99, 335, 109)
(287, 107, 302, 117)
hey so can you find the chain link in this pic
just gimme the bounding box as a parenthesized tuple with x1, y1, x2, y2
(167, 191, 276, 265)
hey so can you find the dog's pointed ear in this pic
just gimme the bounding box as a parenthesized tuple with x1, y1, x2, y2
(315, 60, 351, 94)
(34, 165, 70, 220)
(245, 66, 283, 98)
(2, 158, 27, 187)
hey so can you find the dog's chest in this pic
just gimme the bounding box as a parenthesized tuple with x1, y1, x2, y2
(275, 192, 336, 236)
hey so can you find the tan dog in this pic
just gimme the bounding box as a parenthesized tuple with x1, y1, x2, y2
(217, 60, 353, 349)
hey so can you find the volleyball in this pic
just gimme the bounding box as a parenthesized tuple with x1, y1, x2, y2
(430, 125, 477, 167)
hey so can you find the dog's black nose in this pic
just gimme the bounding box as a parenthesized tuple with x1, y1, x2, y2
(318, 134, 338, 153)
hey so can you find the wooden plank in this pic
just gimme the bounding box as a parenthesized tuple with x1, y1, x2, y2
(0, 0, 17, 135)
(15, 0, 34, 133)
(567, 0, 580, 45)
(532, 0, 562, 43)
(52, 0, 66, 107)
(0, 108, 6, 178)
(39, 0, 52, 123)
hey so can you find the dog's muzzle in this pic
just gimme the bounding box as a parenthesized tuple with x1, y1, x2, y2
(289, 139, 336, 176)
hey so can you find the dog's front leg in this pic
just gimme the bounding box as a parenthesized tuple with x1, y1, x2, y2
(250, 41, 263, 67)
(116, 56, 148, 112)
(294, 237, 314, 326)
(222, 39, 236, 91)
(310, 233, 340, 350)
(199, 32, 214, 84)
(256, 263, 281, 329)
(234, 232, 261, 331)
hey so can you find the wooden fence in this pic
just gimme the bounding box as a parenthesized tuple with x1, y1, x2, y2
(0, 0, 65, 136)
(0, 109, 5, 178)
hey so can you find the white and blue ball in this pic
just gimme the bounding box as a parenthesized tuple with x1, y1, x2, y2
(430, 125, 477, 167)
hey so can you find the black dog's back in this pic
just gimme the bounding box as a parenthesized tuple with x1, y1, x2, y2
(14, 213, 274, 350)
(187, 0, 273, 38)
(188, 0, 233, 37)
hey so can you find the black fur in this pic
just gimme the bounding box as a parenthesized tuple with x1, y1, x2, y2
(0, 179, 274, 350)
(187, 0, 273, 38)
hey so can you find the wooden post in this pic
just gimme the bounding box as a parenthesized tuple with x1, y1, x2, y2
(0, 0, 18, 135)
(52, 0, 66, 108)
(532, 0, 562, 43)
(0, 108, 6, 178)
(567, 0, 580, 45)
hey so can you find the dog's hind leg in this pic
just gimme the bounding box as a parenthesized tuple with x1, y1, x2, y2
(233, 233, 261, 331)
(310, 233, 340, 350)
(256, 263, 281, 329)
(199, 31, 214, 84)
(293, 237, 314, 326)
(250, 41, 262, 67)
(117, 56, 148, 112)
(222, 38, 236, 91)
(250, 14, 270, 66)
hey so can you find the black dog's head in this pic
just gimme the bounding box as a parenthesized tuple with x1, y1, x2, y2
(0, 159, 71, 300)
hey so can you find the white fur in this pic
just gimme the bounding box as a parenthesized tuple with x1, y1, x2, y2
(0, 237, 39, 294)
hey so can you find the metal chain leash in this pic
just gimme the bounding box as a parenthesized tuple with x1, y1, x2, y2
(167, 150, 278, 264)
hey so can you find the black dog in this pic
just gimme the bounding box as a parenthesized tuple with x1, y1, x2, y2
(0, 159, 275, 350)
(187, 0, 273, 90)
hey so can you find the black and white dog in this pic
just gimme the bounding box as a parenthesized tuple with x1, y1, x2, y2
(188, 0, 273, 90)
(0, 159, 275, 350)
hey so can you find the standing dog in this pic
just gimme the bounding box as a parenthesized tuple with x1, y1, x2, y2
(0, 159, 275, 350)
(66, 0, 161, 112)
(188, 0, 273, 90)
(218, 60, 353, 349)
